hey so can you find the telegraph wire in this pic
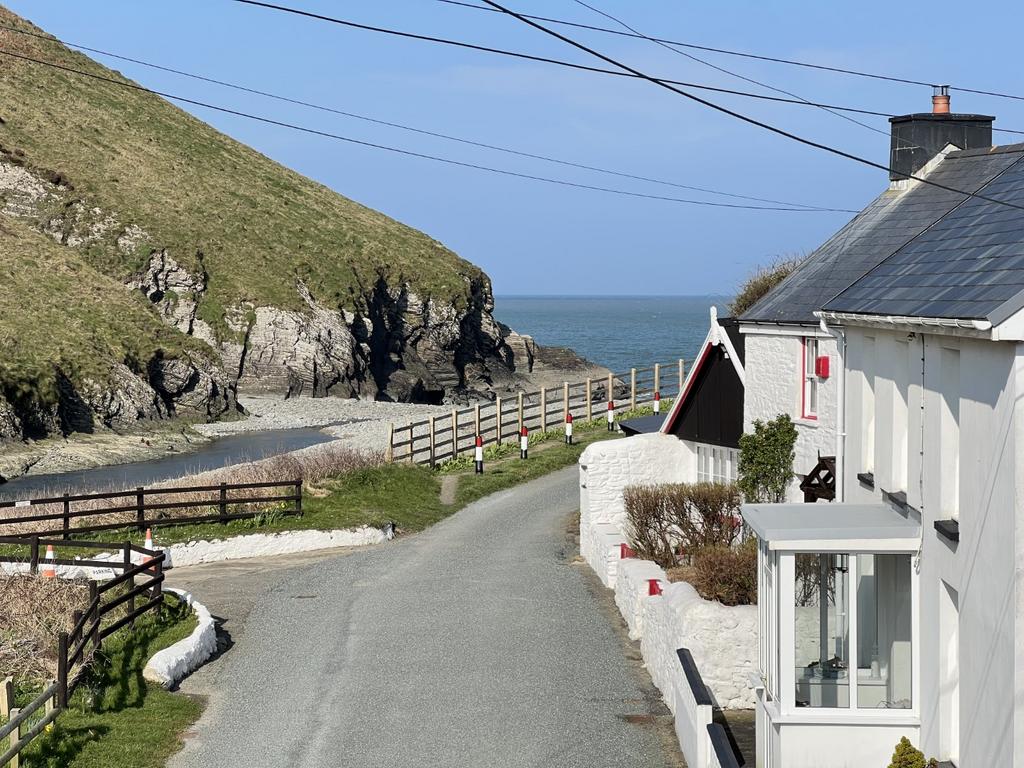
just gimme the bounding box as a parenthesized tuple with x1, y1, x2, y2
(0, 46, 858, 212)
(0, 22, 841, 211)
(476, 0, 1024, 213)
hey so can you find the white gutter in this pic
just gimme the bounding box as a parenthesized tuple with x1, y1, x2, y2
(819, 315, 846, 502)
(817, 310, 991, 333)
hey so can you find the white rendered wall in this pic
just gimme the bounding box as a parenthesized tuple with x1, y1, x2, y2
(742, 329, 838, 501)
(843, 327, 1019, 766)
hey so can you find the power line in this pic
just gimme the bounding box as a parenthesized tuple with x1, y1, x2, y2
(567, 0, 893, 143)
(0, 22, 841, 211)
(439, 0, 1024, 105)
(476, 0, 1024, 213)
(0, 46, 859, 212)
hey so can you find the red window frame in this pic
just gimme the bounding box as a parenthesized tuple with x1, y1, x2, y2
(801, 337, 819, 420)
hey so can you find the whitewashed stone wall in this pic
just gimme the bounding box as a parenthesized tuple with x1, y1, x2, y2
(615, 558, 758, 709)
(743, 330, 838, 500)
(579, 433, 692, 583)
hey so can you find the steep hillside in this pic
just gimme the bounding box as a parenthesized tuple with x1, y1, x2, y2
(0, 7, 596, 440)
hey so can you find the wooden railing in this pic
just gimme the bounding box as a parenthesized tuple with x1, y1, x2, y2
(0, 479, 303, 539)
(0, 541, 164, 767)
(388, 359, 684, 466)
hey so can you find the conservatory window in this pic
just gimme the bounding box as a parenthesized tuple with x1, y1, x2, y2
(855, 554, 913, 709)
(794, 553, 849, 707)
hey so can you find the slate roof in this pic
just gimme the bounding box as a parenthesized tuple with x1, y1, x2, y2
(824, 144, 1024, 322)
(741, 145, 1024, 324)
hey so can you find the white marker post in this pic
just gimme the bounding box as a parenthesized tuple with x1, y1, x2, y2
(565, 412, 573, 445)
(520, 426, 529, 459)
(607, 400, 615, 431)
(654, 390, 661, 415)
(474, 435, 484, 474)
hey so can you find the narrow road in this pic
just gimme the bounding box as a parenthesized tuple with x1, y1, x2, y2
(168, 466, 682, 768)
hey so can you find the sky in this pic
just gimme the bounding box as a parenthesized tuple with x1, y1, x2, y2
(6, 0, 1024, 296)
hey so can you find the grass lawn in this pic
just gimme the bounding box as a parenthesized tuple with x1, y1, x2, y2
(19, 594, 201, 768)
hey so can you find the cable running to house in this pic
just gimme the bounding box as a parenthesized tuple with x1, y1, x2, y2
(0, 46, 857, 212)
(475, 0, 1024, 213)
(0, 23, 839, 211)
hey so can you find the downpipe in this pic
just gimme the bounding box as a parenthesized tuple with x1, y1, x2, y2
(820, 316, 846, 502)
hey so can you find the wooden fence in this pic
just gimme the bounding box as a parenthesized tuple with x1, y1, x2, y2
(0, 479, 303, 539)
(388, 359, 684, 467)
(0, 540, 164, 767)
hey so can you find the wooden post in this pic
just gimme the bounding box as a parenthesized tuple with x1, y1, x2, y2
(218, 483, 228, 525)
(136, 487, 145, 532)
(10, 707, 21, 768)
(474, 404, 481, 439)
(386, 423, 394, 463)
(89, 581, 100, 650)
(407, 420, 414, 464)
(451, 409, 459, 456)
(585, 378, 593, 421)
(495, 397, 503, 445)
(678, 358, 685, 392)
(517, 392, 524, 432)
(295, 479, 303, 517)
(540, 388, 547, 432)
(57, 634, 68, 708)
(62, 494, 70, 540)
(29, 537, 39, 575)
(563, 382, 570, 420)
(1, 676, 13, 717)
(630, 368, 637, 411)
(428, 416, 436, 467)
(654, 363, 660, 397)
(607, 372, 613, 404)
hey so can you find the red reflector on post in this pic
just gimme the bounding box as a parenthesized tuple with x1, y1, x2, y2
(648, 578, 662, 597)
(620, 543, 636, 559)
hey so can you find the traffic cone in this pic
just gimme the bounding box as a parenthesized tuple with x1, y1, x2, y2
(607, 400, 615, 431)
(520, 426, 529, 460)
(41, 545, 56, 578)
(565, 412, 574, 445)
(474, 435, 484, 474)
(143, 528, 155, 563)
(653, 390, 661, 415)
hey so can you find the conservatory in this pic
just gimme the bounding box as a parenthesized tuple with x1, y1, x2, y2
(742, 503, 922, 768)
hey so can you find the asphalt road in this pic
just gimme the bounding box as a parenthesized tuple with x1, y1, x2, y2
(168, 466, 683, 768)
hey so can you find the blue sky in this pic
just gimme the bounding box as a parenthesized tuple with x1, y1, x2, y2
(7, 1, 1024, 295)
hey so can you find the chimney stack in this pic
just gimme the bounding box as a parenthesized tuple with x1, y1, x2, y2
(888, 89, 993, 181)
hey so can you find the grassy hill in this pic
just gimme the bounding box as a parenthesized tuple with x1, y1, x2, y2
(0, 8, 483, 322)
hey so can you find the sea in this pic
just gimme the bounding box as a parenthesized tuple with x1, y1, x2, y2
(492, 295, 731, 374)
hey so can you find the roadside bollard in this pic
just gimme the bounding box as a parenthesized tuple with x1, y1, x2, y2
(607, 400, 615, 431)
(474, 435, 484, 474)
(653, 390, 661, 415)
(565, 412, 573, 445)
(520, 426, 529, 459)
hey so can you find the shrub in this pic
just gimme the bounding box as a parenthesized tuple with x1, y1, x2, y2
(623, 485, 677, 568)
(729, 255, 806, 317)
(667, 481, 742, 553)
(690, 539, 758, 606)
(886, 737, 938, 768)
(738, 414, 798, 503)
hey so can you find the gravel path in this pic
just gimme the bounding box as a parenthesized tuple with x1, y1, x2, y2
(167, 467, 683, 768)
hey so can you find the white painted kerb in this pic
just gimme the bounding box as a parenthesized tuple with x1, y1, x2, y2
(144, 588, 217, 688)
(164, 526, 387, 568)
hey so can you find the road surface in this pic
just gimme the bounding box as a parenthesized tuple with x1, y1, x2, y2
(168, 466, 683, 768)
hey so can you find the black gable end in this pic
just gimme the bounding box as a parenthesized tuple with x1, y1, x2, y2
(666, 343, 744, 449)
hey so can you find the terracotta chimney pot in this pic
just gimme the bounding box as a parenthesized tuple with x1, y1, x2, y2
(932, 85, 951, 114)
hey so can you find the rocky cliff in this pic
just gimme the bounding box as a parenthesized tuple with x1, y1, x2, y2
(0, 9, 599, 443)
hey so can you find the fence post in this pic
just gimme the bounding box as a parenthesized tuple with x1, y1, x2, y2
(386, 423, 394, 463)
(124, 542, 135, 626)
(678, 358, 685, 392)
(153, 554, 164, 617)
(1, 676, 12, 717)
(630, 368, 637, 410)
(407, 420, 414, 464)
(294, 479, 303, 516)
(9, 707, 20, 768)
(218, 483, 228, 524)
(654, 363, 660, 399)
(539, 388, 547, 432)
(495, 397, 503, 445)
(606, 372, 613, 404)
(451, 409, 459, 456)
(135, 486, 145, 532)
(29, 537, 39, 575)
(517, 392, 524, 433)
(563, 382, 570, 421)
(88, 581, 100, 651)
(585, 378, 593, 421)
(57, 635, 68, 708)
(474, 404, 481, 439)
(428, 416, 436, 467)
(62, 494, 70, 540)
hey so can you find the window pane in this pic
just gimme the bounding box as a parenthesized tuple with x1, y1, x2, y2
(794, 553, 849, 708)
(856, 554, 913, 709)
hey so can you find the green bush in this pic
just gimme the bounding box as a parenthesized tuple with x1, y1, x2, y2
(886, 737, 938, 768)
(738, 414, 798, 503)
(729, 255, 805, 317)
(690, 539, 758, 606)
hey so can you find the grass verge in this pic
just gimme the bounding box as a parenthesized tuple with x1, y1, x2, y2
(17, 593, 200, 768)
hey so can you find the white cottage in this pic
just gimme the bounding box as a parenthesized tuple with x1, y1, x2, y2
(746, 100, 1024, 767)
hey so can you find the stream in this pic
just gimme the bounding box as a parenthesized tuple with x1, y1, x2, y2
(0, 427, 335, 501)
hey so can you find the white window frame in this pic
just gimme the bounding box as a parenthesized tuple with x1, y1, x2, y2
(801, 337, 819, 420)
(695, 442, 739, 483)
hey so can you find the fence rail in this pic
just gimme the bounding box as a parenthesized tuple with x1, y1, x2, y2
(0, 479, 303, 540)
(388, 359, 684, 466)
(0, 541, 165, 767)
